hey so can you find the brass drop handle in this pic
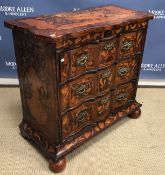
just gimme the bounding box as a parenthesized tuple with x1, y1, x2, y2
(121, 40, 133, 51)
(76, 53, 89, 66)
(118, 67, 129, 76)
(104, 42, 114, 51)
(75, 110, 88, 123)
(101, 69, 111, 79)
(116, 92, 127, 101)
(75, 84, 88, 96)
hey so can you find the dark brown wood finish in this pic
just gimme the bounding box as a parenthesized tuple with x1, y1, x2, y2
(4, 4, 153, 173)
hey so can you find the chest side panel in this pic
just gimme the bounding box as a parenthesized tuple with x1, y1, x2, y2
(13, 30, 59, 144)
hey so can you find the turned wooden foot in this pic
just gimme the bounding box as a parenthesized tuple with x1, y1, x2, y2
(49, 157, 66, 173)
(128, 108, 141, 119)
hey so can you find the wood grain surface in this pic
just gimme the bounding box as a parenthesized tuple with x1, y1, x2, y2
(4, 4, 153, 43)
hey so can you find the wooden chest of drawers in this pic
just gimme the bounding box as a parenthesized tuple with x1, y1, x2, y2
(4, 4, 153, 173)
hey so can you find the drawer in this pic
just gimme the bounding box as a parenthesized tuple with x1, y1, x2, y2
(99, 38, 117, 67)
(96, 92, 112, 120)
(119, 31, 146, 59)
(98, 66, 115, 91)
(62, 92, 112, 139)
(115, 58, 139, 85)
(60, 44, 97, 82)
(119, 32, 136, 58)
(113, 81, 136, 110)
(60, 67, 115, 113)
(60, 74, 96, 113)
(62, 101, 95, 139)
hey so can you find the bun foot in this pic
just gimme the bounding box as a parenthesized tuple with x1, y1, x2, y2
(128, 108, 141, 119)
(49, 157, 66, 173)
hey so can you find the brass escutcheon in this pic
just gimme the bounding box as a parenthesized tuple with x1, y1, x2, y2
(101, 96, 110, 105)
(118, 67, 130, 76)
(101, 69, 111, 79)
(75, 84, 88, 96)
(104, 42, 114, 51)
(121, 40, 133, 51)
(75, 109, 88, 123)
(76, 53, 89, 66)
(116, 92, 127, 101)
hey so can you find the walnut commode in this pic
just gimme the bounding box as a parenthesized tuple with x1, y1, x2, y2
(4, 4, 153, 173)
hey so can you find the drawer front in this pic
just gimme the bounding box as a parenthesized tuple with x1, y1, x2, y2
(99, 38, 117, 67)
(115, 58, 139, 85)
(62, 92, 112, 139)
(98, 66, 115, 91)
(60, 44, 97, 82)
(119, 32, 136, 58)
(119, 31, 146, 59)
(96, 92, 112, 120)
(113, 81, 136, 109)
(62, 101, 95, 139)
(60, 31, 145, 82)
(60, 66, 115, 113)
(60, 74, 96, 113)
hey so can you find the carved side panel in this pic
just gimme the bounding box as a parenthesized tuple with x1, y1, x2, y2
(13, 30, 59, 143)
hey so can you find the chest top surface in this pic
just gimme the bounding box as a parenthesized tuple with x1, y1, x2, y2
(5, 4, 153, 42)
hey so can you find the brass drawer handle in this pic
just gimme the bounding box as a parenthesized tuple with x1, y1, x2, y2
(75, 110, 88, 123)
(101, 96, 110, 105)
(104, 42, 114, 51)
(76, 53, 89, 66)
(75, 84, 88, 96)
(121, 40, 133, 51)
(101, 69, 111, 79)
(118, 67, 130, 76)
(116, 92, 127, 101)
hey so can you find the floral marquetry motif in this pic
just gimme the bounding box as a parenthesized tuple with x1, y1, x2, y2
(116, 58, 139, 85)
(19, 101, 142, 163)
(62, 92, 113, 140)
(99, 38, 117, 67)
(60, 44, 97, 82)
(62, 101, 95, 139)
(113, 81, 136, 109)
(98, 67, 114, 91)
(119, 32, 137, 58)
(60, 74, 96, 113)
(96, 93, 112, 119)
(12, 31, 51, 126)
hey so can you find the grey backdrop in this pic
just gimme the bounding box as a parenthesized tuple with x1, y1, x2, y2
(0, 0, 165, 81)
